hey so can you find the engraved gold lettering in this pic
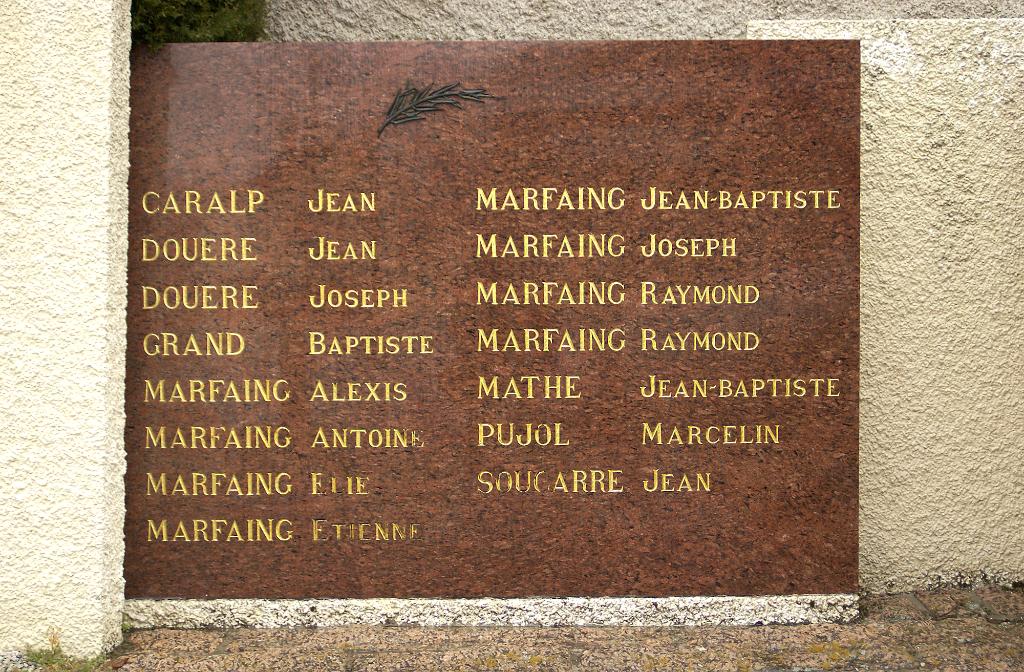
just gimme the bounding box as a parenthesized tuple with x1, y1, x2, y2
(309, 380, 407, 402)
(147, 518, 291, 542)
(306, 189, 375, 212)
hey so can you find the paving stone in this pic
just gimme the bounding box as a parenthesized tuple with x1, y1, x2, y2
(0, 652, 37, 672)
(860, 594, 931, 622)
(913, 590, 969, 619)
(115, 590, 1024, 671)
(973, 587, 1024, 622)
(119, 629, 227, 655)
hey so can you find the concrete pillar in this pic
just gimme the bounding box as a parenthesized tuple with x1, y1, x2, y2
(0, 0, 130, 657)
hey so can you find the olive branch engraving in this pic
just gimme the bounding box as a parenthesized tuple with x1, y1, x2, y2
(378, 82, 494, 137)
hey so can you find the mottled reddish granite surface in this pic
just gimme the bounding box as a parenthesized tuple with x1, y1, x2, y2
(126, 41, 859, 598)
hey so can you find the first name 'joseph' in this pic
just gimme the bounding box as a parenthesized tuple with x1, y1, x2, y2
(476, 187, 841, 210)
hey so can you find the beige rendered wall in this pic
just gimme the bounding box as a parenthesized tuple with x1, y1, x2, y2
(748, 19, 1024, 593)
(266, 4, 1024, 594)
(0, 0, 130, 658)
(265, 0, 1024, 40)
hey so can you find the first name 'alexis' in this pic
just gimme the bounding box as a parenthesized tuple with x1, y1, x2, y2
(476, 186, 841, 211)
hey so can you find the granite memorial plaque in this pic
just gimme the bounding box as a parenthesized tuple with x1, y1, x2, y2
(125, 41, 859, 599)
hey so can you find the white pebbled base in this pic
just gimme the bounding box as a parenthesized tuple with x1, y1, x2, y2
(125, 594, 859, 629)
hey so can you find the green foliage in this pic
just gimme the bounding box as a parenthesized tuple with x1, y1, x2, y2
(24, 631, 107, 672)
(23, 648, 107, 672)
(131, 0, 265, 45)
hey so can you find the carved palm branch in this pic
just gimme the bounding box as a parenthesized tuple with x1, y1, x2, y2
(378, 83, 494, 137)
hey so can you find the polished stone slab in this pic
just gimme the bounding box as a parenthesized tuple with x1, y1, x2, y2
(127, 41, 859, 600)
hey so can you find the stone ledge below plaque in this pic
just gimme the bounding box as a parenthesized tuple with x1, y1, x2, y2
(124, 594, 859, 628)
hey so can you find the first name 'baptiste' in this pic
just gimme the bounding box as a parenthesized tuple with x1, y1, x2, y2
(476, 186, 841, 210)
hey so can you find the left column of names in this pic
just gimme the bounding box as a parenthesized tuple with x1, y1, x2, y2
(136, 188, 296, 544)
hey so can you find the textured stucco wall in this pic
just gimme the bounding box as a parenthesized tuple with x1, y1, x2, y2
(0, 0, 130, 658)
(748, 19, 1024, 593)
(265, 0, 1024, 40)
(266, 3, 1024, 594)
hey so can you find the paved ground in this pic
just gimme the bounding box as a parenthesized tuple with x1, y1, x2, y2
(113, 587, 1024, 671)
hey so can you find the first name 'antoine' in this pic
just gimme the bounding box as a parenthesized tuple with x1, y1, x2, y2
(476, 186, 842, 210)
